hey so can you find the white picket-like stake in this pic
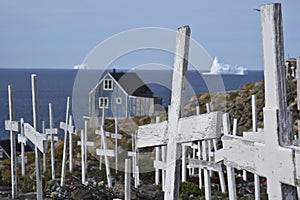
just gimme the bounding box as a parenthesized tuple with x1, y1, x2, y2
(19, 118, 26, 176)
(181, 144, 186, 182)
(161, 145, 166, 191)
(232, 118, 237, 136)
(114, 117, 118, 174)
(155, 116, 161, 184)
(251, 94, 260, 200)
(42, 121, 46, 172)
(31, 74, 43, 200)
(81, 129, 86, 185)
(223, 113, 237, 200)
(125, 158, 131, 200)
(196, 105, 200, 115)
(202, 140, 211, 200)
(197, 141, 202, 189)
(7, 85, 17, 199)
(69, 115, 74, 172)
(206, 103, 211, 113)
(48, 103, 56, 180)
(60, 97, 70, 187)
(252, 95, 257, 132)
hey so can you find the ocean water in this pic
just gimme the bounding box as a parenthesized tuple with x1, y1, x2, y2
(0, 69, 264, 140)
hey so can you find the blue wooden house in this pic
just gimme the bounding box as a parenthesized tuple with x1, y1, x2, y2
(89, 69, 160, 119)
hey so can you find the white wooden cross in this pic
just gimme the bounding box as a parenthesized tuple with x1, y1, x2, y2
(60, 96, 71, 186)
(78, 116, 95, 185)
(95, 125, 113, 188)
(45, 103, 58, 180)
(18, 118, 27, 176)
(136, 26, 223, 199)
(127, 132, 140, 188)
(26, 74, 48, 200)
(5, 85, 19, 199)
(215, 4, 300, 199)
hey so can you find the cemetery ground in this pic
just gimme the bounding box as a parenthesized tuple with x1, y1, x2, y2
(1, 78, 298, 199)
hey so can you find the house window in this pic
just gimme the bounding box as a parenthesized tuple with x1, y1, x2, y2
(99, 97, 109, 108)
(116, 97, 122, 104)
(103, 79, 113, 90)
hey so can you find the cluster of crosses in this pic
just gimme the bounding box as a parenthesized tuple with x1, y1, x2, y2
(4, 3, 300, 200)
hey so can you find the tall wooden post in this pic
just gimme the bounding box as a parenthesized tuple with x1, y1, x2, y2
(164, 26, 190, 199)
(261, 3, 297, 198)
(61, 97, 70, 186)
(48, 103, 56, 180)
(8, 85, 17, 199)
(31, 74, 43, 200)
(261, 3, 292, 146)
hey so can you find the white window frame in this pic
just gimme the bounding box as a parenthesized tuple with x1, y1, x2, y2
(103, 79, 113, 90)
(116, 97, 122, 104)
(99, 97, 109, 108)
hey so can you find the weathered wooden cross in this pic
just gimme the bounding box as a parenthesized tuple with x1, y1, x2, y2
(215, 3, 300, 199)
(78, 116, 95, 185)
(136, 26, 223, 199)
(5, 85, 19, 199)
(127, 132, 140, 188)
(45, 103, 58, 180)
(95, 125, 114, 188)
(25, 74, 48, 200)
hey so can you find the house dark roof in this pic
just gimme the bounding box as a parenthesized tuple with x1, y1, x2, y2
(109, 72, 154, 97)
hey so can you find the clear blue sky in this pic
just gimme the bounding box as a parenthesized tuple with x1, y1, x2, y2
(0, 0, 299, 69)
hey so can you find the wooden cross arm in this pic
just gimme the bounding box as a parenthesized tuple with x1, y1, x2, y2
(243, 131, 265, 143)
(154, 160, 166, 170)
(96, 149, 115, 157)
(45, 128, 58, 135)
(216, 134, 297, 185)
(176, 111, 223, 143)
(46, 135, 58, 141)
(77, 141, 95, 147)
(59, 122, 75, 133)
(95, 130, 123, 139)
(24, 123, 47, 153)
(188, 159, 222, 172)
(17, 135, 27, 145)
(136, 121, 168, 148)
(136, 111, 223, 148)
(5, 120, 20, 132)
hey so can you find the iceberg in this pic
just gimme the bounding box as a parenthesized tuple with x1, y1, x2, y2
(203, 57, 248, 75)
(73, 64, 88, 69)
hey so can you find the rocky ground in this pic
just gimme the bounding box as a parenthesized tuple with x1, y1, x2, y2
(0, 78, 298, 199)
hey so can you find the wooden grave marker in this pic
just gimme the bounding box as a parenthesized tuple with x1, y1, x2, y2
(5, 85, 20, 199)
(215, 4, 300, 199)
(136, 26, 223, 199)
(45, 103, 58, 180)
(78, 116, 95, 185)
